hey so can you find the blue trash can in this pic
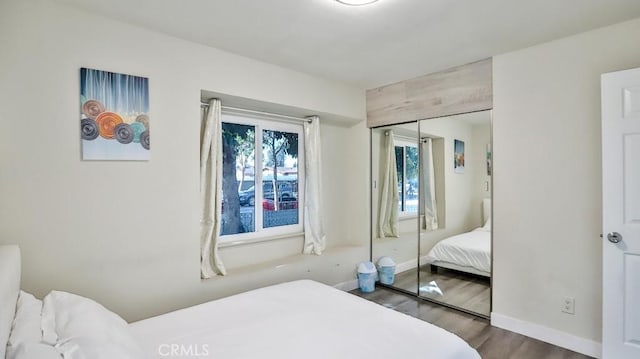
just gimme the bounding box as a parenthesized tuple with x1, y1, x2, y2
(377, 256, 396, 285)
(357, 261, 377, 293)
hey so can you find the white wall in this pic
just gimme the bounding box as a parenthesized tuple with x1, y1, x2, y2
(493, 16, 640, 346)
(0, 0, 368, 322)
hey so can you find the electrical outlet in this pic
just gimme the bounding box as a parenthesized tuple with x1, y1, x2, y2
(562, 297, 575, 314)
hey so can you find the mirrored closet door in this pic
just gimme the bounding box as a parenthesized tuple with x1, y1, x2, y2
(370, 111, 492, 318)
(417, 111, 492, 317)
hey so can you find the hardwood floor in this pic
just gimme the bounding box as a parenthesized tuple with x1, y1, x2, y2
(391, 266, 491, 316)
(350, 287, 593, 359)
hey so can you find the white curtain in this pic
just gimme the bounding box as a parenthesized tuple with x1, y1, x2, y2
(303, 116, 326, 255)
(200, 99, 226, 278)
(378, 131, 399, 238)
(421, 138, 439, 230)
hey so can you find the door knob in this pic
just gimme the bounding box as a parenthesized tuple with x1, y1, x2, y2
(607, 232, 623, 243)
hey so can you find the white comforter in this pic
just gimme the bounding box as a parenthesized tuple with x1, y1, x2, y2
(425, 228, 492, 274)
(129, 280, 480, 359)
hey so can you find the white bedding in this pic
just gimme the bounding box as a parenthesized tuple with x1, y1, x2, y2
(130, 280, 480, 359)
(425, 228, 491, 274)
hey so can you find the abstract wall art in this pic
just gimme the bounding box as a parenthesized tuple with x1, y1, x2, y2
(454, 139, 465, 174)
(80, 68, 150, 160)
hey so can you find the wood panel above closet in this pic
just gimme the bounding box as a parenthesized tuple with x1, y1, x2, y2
(366, 58, 493, 128)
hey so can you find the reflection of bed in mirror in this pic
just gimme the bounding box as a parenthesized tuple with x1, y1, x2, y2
(424, 199, 491, 277)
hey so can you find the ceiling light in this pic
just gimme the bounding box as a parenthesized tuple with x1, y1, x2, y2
(336, 0, 379, 6)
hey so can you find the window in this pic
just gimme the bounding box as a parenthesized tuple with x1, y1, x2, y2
(394, 140, 418, 215)
(219, 113, 303, 242)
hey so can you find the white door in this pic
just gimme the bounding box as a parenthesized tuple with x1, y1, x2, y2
(602, 67, 640, 359)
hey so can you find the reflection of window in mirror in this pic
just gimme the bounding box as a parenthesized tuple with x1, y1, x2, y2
(394, 138, 418, 216)
(418, 136, 446, 231)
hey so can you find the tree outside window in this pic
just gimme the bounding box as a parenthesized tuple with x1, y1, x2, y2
(395, 142, 418, 214)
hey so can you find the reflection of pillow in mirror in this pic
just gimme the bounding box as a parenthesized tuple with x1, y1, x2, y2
(482, 217, 491, 231)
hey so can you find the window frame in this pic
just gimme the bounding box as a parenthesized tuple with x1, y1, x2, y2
(394, 138, 418, 218)
(218, 113, 305, 244)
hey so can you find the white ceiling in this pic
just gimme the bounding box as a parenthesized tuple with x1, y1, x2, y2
(57, 0, 640, 89)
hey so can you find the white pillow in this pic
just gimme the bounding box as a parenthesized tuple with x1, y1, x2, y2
(8, 342, 61, 359)
(7, 291, 43, 347)
(56, 336, 142, 359)
(482, 217, 491, 231)
(41, 291, 143, 359)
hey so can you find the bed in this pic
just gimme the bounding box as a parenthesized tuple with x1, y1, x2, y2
(424, 199, 492, 277)
(1, 245, 480, 359)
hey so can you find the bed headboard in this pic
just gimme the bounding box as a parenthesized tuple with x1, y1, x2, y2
(482, 198, 491, 223)
(0, 245, 21, 358)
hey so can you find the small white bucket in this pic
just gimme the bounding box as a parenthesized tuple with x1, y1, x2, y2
(357, 261, 377, 293)
(377, 256, 396, 285)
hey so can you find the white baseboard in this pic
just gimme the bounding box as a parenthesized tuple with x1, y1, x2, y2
(395, 256, 435, 274)
(491, 312, 602, 358)
(334, 257, 417, 292)
(335, 256, 427, 291)
(333, 279, 359, 292)
(395, 258, 418, 273)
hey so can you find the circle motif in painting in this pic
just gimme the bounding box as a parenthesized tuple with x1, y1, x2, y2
(80, 118, 99, 140)
(129, 122, 146, 143)
(135, 114, 149, 129)
(140, 130, 150, 150)
(95, 112, 123, 139)
(114, 123, 134, 144)
(82, 100, 106, 120)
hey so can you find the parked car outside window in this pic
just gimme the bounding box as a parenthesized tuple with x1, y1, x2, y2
(238, 181, 295, 206)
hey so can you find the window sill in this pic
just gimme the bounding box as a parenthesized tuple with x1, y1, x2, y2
(218, 232, 304, 248)
(398, 214, 418, 222)
(208, 244, 366, 280)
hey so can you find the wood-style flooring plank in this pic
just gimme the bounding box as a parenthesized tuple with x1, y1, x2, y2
(391, 266, 491, 316)
(350, 287, 593, 359)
